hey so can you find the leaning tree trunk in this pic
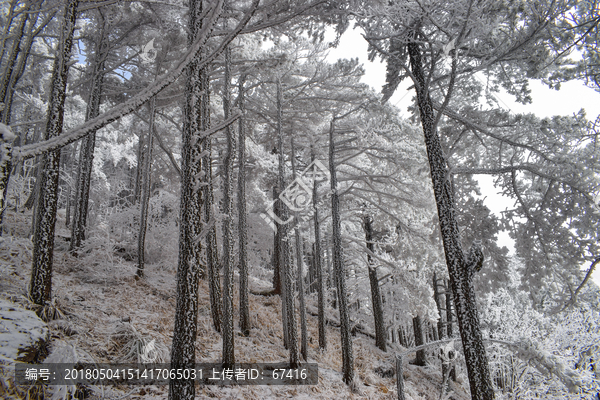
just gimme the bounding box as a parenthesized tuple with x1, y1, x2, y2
(312, 148, 326, 350)
(362, 213, 386, 352)
(29, 0, 79, 306)
(1, 0, 48, 126)
(221, 43, 236, 368)
(237, 74, 250, 337)
(407, 37, 494, 400)
(70, 14, 109, 252)
(169, 0, 223, 399)
(328, 117, 354, 384)
(137, 97, 156, 277)
(291, 137, 307, 361)
(0, 0, 30, 114)
(0, 0, 40, 230)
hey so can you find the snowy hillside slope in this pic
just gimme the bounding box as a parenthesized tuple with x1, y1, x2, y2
(0, 209, 470, 399)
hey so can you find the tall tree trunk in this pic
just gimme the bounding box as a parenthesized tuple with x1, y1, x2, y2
(137, 98, 156, 277)
(272, 185, 282, 295)
(291, 137, 307, 361)
(362, 213, 386, 352)
(276, 78, 298, 366)
(203, 68, 222, 333)
(29, 0, 79, 306)
(328, 117, 353, 384)
(70, 13, 109, 252)
(311, 148, 326, 350)
(407, 37, 494, 399)
(237, 75, 250, 337)
(169, 0, 223, 398)
(221, 43, 235, 368)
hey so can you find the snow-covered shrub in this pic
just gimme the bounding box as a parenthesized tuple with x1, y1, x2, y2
(110, 322, 169, 363)
(481, 278, 600, 399)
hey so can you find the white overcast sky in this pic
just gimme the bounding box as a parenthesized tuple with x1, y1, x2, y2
(324, 27, 600, 287)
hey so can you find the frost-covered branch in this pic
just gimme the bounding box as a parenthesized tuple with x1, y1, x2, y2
(12, 0, 259, 161)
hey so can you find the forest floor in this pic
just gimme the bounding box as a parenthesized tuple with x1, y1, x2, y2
(0, 209, 471, 400)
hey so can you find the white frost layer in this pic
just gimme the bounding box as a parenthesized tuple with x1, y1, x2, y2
(0, 123, 16, 142)
(0, 300, 48, 362)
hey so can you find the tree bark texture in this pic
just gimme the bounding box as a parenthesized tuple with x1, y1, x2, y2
(412, 315, 427, 366)
(70, 14, 109, 252)
(169, 0, 218, 398)
(29, 0, 79, 306)
(291, 137, 307, 361)
(312, 151, 326, 349)
(272, 185, 282, 295)
(221, 44, 236, 368)
(137, 98, 156, 277)
(202, 67, 222, 333)
(407, 37, 494, 400)
(362, 214, 386, 352)
(237, 75, 250, 337)
(328, 117, 354, 384)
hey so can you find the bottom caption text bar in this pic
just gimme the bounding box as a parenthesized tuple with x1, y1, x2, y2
(14, 363, 318, 386)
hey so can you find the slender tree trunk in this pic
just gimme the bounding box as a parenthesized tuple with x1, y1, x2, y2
(311, 148, 326, 350)
(407, 37, 494, 399)
(64, 142, 78, 227)
(237, 75, 250, 337)
(169, 0, 222, 398)
(29, 0, 79, 306)
(133, 133, 144, 204)
(328, 117, 353, 384)
(221, 43, 236, 368)
(362, 213, 386, 352)
(276, 79, 298, 366)
(137, 98, 156, 277)
(272, 185, 282, 295)
(0, 1, 39, 230)
(203, 68, 222, 333)
(0, 0, 19, 67)
(0, 1, 29, 110)
(1, 0, 49, 126)
(70, 14, 109, 252)
(291, 137, 307, 361)
(433, 273, 446, 339)
(445, 278, 457, 381)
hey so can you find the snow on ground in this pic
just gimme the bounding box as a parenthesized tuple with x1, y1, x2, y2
(0, 209, 471, 399)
